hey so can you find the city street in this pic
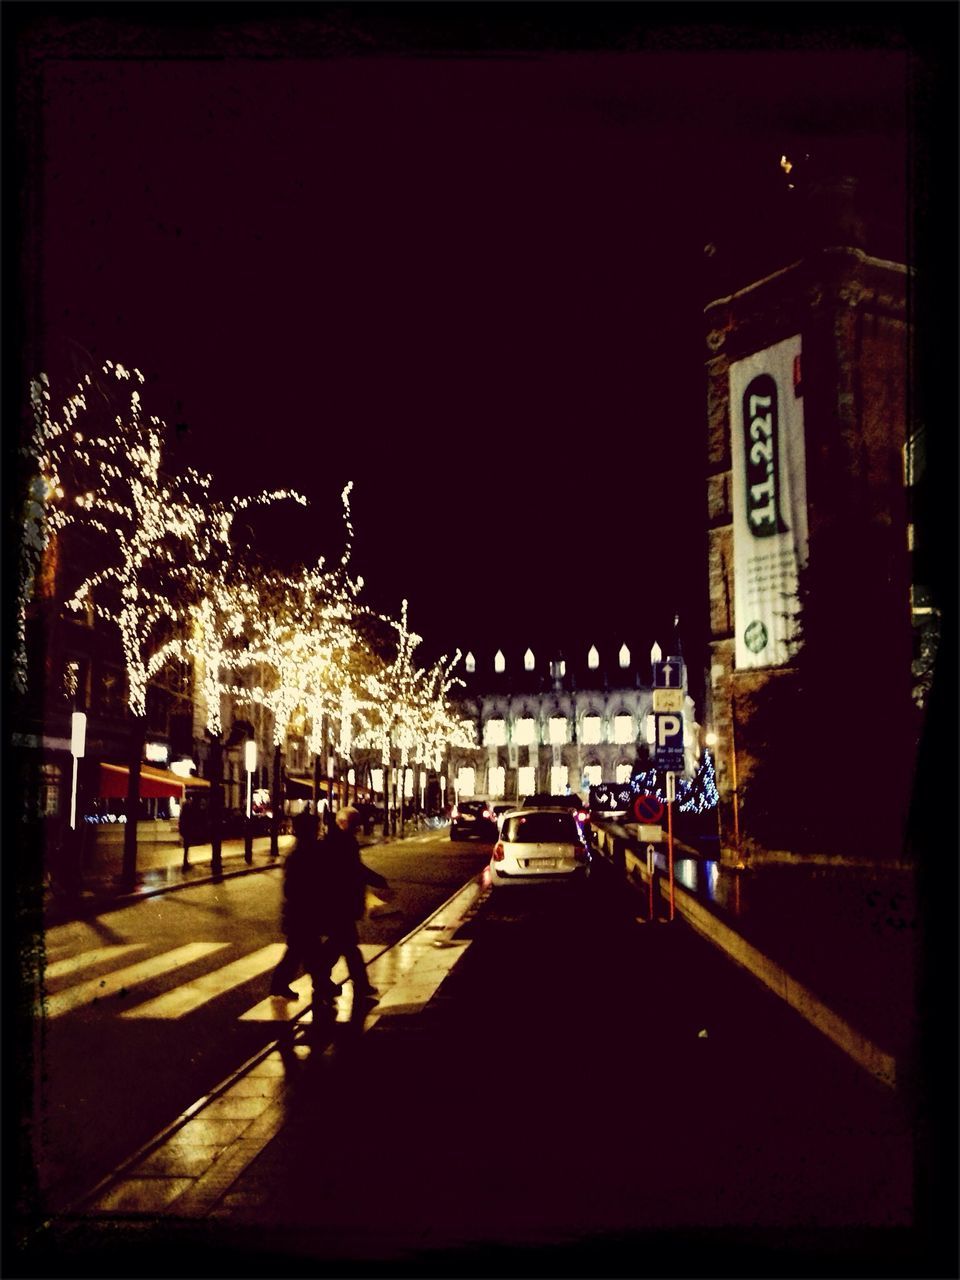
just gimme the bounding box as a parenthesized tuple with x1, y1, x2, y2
(26, 831, 490, 1219)
(20, 847, 920, 1277)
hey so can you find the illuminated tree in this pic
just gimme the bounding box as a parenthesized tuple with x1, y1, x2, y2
(354, 600, 475, 834)
(25, 360, 303, 885)
(220, 485, 370, 849)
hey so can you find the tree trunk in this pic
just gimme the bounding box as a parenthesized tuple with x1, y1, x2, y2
(209, 736, 223, 877)
(121, 717, 146, 889)
(270, 742, 283, 857)
(382, 755, 392, 840)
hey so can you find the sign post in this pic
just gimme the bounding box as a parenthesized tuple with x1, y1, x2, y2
(244, 739, 257, 864)
(665, 771, 676, 921)
(646, 842, 655, 921)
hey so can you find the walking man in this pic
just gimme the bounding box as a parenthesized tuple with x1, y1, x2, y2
(270, 805, 389, 1005)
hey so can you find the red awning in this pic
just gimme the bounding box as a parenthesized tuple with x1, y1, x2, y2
(98, 763, 211, 799)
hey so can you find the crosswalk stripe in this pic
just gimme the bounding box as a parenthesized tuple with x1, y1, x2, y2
(240, 943, 381, 1021)
(41, 943, 229, 1019)
(120, 945, 287, 1019)
(44, 944, 148, 983)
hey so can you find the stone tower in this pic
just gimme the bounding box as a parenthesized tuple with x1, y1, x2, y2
(703, 170, 916, 863)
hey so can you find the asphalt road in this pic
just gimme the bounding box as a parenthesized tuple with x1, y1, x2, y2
(25, 831, 491, 1218)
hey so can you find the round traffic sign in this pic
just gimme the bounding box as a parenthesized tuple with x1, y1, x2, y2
(633, 792, 664, 824)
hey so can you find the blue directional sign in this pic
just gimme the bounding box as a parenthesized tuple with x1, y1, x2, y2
(652, 659, 684, 690)
(653, 712, 685, 771)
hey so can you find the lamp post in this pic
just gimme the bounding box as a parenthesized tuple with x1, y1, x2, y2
(244, 738, 257, 864)
(67, 711, 87, 895)
(70, 711, 86, 831)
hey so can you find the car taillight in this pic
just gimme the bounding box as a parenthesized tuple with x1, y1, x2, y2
(493, 841, 505, 861)
(482, 808, 494, 820)
(577, 810, 589, 823)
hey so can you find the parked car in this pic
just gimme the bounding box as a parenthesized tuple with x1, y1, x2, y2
(450, 798, 497, 841)
(521, 793, 590, 825)
(489, 807, 591, 886)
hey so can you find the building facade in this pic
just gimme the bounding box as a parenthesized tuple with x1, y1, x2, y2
(447, 640, 700, 804)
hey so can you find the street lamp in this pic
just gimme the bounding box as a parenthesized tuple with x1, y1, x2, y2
(244, 738, 257, 864)
(69, 711, 86, 830)
(650, 641, 662, 666)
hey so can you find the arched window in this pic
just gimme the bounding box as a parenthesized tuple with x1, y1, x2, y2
(548, 716, 568, 745)
(587, 644, 599, 670)
(483, 718, 507, 747)
(550, 765, 570, 794)
(456, 766, 476, 797)
(615, 762, 633, 784)
(583, 763, 602, 788)
(514, 717, 536, 746)
(582, 713, 603, 744)
(494, 649, 505, 674)
(613, 713, 635, 744)
(465, 651, 476, 673)
(524, 647, 535, 671)
(618, 643, 630, 669)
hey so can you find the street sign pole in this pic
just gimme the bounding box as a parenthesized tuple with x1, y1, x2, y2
(646, 843, 655, 921)
(666, 770, 676, 921)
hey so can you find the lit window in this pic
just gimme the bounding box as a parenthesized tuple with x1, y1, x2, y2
(548, 716, 568, 745)
(404, 769, 414, 798)
(616, 763, 633, 784)
(347, 767, 355, 785)
(583, 764, 602, 787)
(483, 719, 507, 747)
(494, 649, 505, 673)
(39, 763, 62, 818)
(63, 660, 80, 703)
(518, 765, 536, 796)
(582, 715, 602, 745)
(514, 717, 536, 746)
(614, 714, 634, 744)
(619, 643, 630, 669)
(456, 766, 476, 796)
(465, 651, 476, 673)
(587, 645, 599, 670)
(488, 766, 505, 797)
(645, 714, 656, 744)
(524, 648, 535, 671)
(550, 765, 569, 794)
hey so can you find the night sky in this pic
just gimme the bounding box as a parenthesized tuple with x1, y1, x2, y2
(15, 7, 927, 678)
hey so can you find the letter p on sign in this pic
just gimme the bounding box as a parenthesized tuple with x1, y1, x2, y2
(657, 714, 681, 747)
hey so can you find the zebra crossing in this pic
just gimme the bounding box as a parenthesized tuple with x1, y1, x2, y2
(36, 939, 382, 1022)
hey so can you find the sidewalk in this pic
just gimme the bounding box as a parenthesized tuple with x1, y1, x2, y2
(43, 822, 442, 925)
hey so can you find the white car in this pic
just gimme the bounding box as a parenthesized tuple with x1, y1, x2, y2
(489, 807, 591, 886)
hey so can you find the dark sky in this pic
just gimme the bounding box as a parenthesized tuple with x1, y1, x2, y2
(16, 6, 925, 675)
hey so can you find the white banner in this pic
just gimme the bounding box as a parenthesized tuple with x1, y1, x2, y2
(730, 334, 808, 668)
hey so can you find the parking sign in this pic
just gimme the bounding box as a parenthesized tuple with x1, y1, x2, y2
(653, 712, 684, 770)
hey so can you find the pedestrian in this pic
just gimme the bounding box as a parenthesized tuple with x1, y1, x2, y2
(316, 805, 390, 1002)
(269, 805, 389, 1005)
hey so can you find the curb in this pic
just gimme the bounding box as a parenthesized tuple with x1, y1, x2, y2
(591, 825, 898, 1089)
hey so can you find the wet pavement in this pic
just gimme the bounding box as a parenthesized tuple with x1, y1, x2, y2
(18, 820, 949, 1277)
(22, 863, 934, 1278)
